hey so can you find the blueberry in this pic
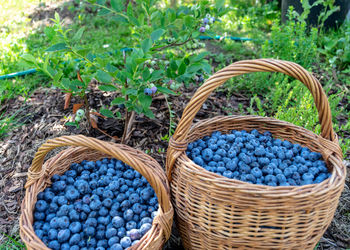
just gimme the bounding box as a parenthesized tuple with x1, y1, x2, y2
(48, 228, 58, 240)
(226, 159, 238, 171)
(193, 156, 204, 166)
(57, 216, 69, 229)
(302, 173, 314, 181)
(57, 229, 70, 243)
(265, 175, 277, 183)
(126, 221, 137, 230)
(254, 146, 266, 156)
(34, 212, 45, 221)
(111, 243, 123, 250)
(48, 240, 60, 250)
(35, 200, 48, 212)
(223, 170, 233, 178)
(202, 148, 214, 161)
(86, 238, 97, 247)
(262, 165, 274, 175)
(251, 167, 262, 178)
(57, 196, 68, 206)
(52, 181, 67, 193)
(149, 197, 158, 206)
(85, 226, 96, 237)
(69, 233, 81, 245)
(117, 227, 127, 238)
(43, 190, 55, 202)
(245, 174, 256, 183)
(69, 221, 81, 233)
(140, 223, 152, 235)
(69, 209, 80, 221)
(85, 217, 98, 227)
(112, 216, 125, 228)
(90, 199, 102, 211)
(108, 236, 120, 247)
(105, 228, 117, 239)
(97, 239, 108, 248)
(283, 167, 294, 178)
(276, 174, 287, 184)
(74, 180, 90, 194)
(120, 236, 132, 248)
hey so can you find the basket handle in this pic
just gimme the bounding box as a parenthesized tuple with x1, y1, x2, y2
(27, 135, 172, 238)
(166, 58, 337, 179)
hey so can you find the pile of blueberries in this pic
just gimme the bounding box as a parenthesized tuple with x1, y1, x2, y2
(186, 129, 331, 186)
(33, 158, 159, 250)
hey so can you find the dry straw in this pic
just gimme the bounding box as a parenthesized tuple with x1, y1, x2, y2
(20, 135, 173, 250)
(166, 59, 346, 249)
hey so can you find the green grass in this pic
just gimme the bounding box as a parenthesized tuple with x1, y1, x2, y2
(0, 233, 25, 250)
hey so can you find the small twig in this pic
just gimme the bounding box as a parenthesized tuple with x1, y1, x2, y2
(154, 36, 193, 51)
(121, 51, 129, 144)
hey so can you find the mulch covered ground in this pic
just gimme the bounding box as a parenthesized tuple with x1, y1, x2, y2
(0, 83, 349, 249)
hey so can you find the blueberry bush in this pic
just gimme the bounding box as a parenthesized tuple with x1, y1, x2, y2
(21, 0, 229, 142)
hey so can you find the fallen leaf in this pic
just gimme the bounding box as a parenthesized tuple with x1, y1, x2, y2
(64, 92, 72, 110)
(73, 103, 84, 114)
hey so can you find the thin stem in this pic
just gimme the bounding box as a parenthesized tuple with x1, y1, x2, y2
(121, 51, 129, 144)
(154, 36, 193, 51)
(165, 96, 176, 139)
(83, 93, 91, 130)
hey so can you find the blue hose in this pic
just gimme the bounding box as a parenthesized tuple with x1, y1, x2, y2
(0, 36, 258, 80)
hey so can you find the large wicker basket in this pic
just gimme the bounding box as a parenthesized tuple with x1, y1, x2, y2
(20, 135, 173, 250)
(166, 59, 346, 249)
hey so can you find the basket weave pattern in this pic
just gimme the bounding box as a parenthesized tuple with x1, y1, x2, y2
(20, 135, 173, 250)
(166, 59, 346, 249)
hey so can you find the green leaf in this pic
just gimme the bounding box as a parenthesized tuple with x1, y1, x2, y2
(111, 0, 123, 12)
(193, 52, 209, 62)
(99, 85, 118, 91)
(106, 63, 118, 73)
(21, 54, 37, 64)
(96, 70, 112, 83)
(142, 68, 151, 81)
(143, 108, 155, 119)
(157, 86, 175, 95)
(75, 48, 90, 57)
(111, 97, 125, 105)
(184, 16, 195, 28)
(192, 31, 200, 39)
(44, 26, 56, 40)
(169, 60, 178, 71)
(127, 2, 133, 18)
(187, 63, 202, 73)
(72, 27, 85, 41)
(151, 29, 165, 42)
(150, 70, 163, 82)
(215, 0, 225, 9)
(65, 122, 78, 128)
(61, 78, 71, 90)
(178, 61, 186, 75)
(139, 94, 152, 109)
(141, 38, 152, 53)
(53, 71, 63, 85)
(125, 89, 138, 95)
(100, 108, 115, 118)
(46, 43, 68, 52)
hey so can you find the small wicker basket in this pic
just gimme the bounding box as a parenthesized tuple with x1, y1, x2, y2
(166, 59, 346, 249)
(20, 135, 173, 250)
